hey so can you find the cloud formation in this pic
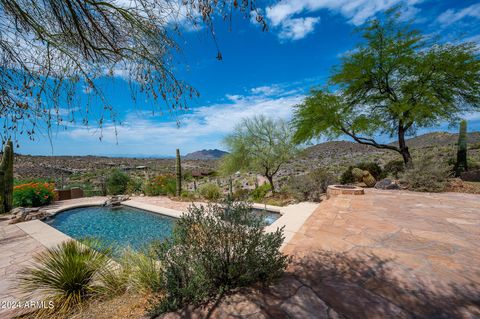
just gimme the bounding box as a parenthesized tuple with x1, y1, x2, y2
(437, 3, 480, 26)
(265, 0, 422, 40)
(62, 84, 305, 155)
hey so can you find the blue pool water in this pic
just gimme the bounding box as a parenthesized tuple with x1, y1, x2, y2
(45, 206, 175, 251)
(45, 205, 281, 251)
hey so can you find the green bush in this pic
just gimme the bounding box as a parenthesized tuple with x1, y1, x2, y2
(198, 183, 221, 201)
(126, 176, 144, 194)
(232, 188, 250, 201)
(106, 170, 130, 195)
(400, 159, 451, 192)
(383, 160, 405, 178)
(286, 168, 337, 202)
(17, 239, 115, 315)
(143, 175, 176, 196)
(340, 162, 385, 184)
(250, 183, 271, 201)
(13, 182, 56, 207)
(149, 200, 289, 315)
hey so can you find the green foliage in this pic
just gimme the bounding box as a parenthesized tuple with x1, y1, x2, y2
(250, 183, 271, 201)
(455, 120, 468, 176)
(401, 159, 451, 192)
(143, 175, 176, 196)
(198, 182, 221, 201)
(13, 182, 56, 207)
(222, 115, 298, 192)
(292, 8, 480, 166)
(286, 168, 337, 202)
(232, 188, 250, 201)
(126, 176, 144, 194)
(149, 200, 289, 315)
(17, 239, 113, 315)
(340, 162, 384, 184)
(106, 169, 130, 195)
(340, 166, 356, 184)
(384, 160, 405, 178)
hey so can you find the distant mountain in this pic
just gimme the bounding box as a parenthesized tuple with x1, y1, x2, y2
(183, 149, 229, 160)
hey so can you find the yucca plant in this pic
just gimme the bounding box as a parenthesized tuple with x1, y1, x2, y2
(17, 239, 112, 315)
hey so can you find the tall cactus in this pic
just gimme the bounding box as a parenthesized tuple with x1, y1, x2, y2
(0, 171, 5, 214)
(176, 148, 182, 197)
(4, 140, 14, 212)
(455, 120, 468, 177)
(0, 141, 13, 213)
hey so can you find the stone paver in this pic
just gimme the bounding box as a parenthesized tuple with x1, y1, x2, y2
(161, 190, 480, 319)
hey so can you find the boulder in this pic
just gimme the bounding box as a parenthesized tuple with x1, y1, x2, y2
(374, 179, 400, 190)
(9, 207, 48, 224)
(103, 195, 130, 207)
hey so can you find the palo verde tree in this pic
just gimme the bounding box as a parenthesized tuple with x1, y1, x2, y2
(221, 115, 297, 193)
(292, 8, 480, 167)
(0, 0, 265, 144)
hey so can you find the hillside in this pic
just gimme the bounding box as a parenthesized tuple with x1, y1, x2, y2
(183, 149, 228, 160)
(277, 131, 480, 179)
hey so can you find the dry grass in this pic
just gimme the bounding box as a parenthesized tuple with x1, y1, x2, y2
(70, 292, 155, 319)
(445, 178, 480, 194)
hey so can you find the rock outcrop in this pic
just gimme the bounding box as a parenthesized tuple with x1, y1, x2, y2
(9, 207, 49, 224)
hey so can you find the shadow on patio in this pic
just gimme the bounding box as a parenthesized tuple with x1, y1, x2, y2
(161, 250, 480, 318)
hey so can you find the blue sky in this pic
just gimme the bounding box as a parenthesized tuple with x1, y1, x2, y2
(18, 0, 480, 157)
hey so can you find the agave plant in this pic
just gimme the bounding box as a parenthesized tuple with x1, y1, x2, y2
(17, 239, 112, 315)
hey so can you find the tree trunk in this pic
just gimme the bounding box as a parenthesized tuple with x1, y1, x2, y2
(398, 124, 413, 168)
(266, 175, 275, 193)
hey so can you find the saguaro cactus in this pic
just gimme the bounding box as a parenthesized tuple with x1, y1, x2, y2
(0, 171, 5, 214)
(4, 140, 14, 212)
(0, 141, 13, 213)
(176, 148, 182, 197)
(455, 120, 468, 177)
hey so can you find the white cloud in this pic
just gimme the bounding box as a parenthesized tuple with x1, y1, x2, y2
(437, 3, 480, 26)
(62, 86, 305, 155)
(264, 0, 422, 40)
(279, 17, 320, 40)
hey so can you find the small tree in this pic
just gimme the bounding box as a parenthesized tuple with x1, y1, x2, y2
(222, 116, 297, 192)
(292, 9, 480, 167)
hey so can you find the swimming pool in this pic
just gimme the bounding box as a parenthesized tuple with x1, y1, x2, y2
(45, 205, 281, 251)
(45, 206, 175, 251)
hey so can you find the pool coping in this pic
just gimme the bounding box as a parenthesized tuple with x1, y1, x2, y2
(19, 199, 319, 251)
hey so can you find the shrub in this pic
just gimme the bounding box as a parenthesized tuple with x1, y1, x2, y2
(143, 175, 176, 196)
(13, 182, 55, 207)
(232, 188, 250, 201)
(340, 165, 356, 184)
(126, 176, 144, 194)
(400, 159, 451, 192)
(106, 170, 130, 195)
(198, 183, 221, 201)
(340, 162, 385, 184)
(286, 168, 337, 202)
(149, 200, 289, 315)
(17, 239, 114, 315)
(250, 183, 271, 201)
(383, 160, 405, 178)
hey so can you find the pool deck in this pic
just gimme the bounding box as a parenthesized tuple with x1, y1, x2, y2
(0, 196, 318, 318)
(1, 191, 479, 318)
